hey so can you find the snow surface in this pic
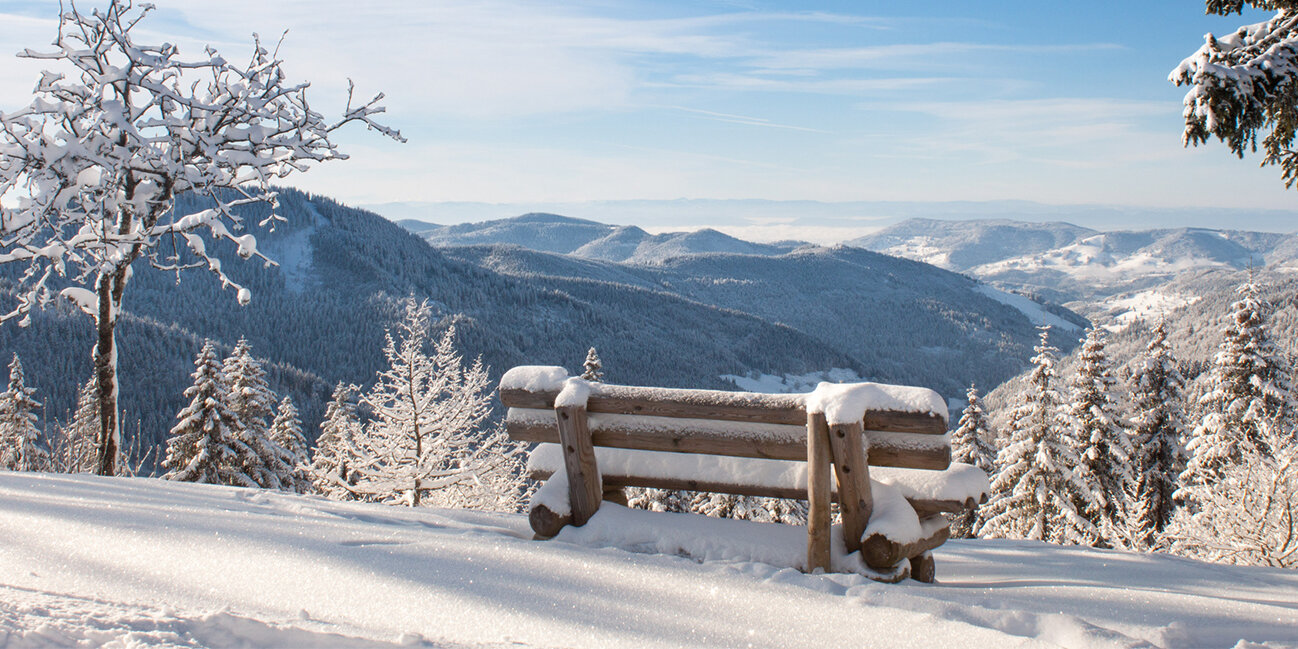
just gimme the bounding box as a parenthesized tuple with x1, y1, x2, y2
(973, 284, 1082, 332)
(527, 443, 988, 505)
(806, 381, 948, 424)
(3, 473, 1298, 649)
(499, 365, 569, 392)
(554, 378, 592, 408)
(721, 368, 863, 394)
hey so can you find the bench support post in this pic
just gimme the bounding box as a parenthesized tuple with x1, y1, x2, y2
(806, 412, 833, 572)
(556, 404, 602, 526)
(827, 421, 873, 554)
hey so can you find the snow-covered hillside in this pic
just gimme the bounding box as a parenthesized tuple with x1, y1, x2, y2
(3, 473, 1296, 649)
(851, 218, 1297, 303)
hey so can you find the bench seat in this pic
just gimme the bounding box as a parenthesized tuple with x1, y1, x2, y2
(526, 443, 989, 518)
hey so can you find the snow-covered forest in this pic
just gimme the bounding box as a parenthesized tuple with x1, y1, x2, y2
(2, 0, 1298, 647)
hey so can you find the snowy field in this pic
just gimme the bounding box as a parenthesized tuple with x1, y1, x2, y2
(1, 473, 1296, 649)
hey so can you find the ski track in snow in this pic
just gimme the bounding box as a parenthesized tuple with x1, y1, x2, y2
(1, 473, 1297, 649)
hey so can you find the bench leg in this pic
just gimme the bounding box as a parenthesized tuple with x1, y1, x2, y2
(805, 412, 833, 572)
(910, 552, 936, 583)
(556, 404, 602, 526)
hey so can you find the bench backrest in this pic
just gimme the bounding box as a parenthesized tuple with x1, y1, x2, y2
(500, 369, 951, 471)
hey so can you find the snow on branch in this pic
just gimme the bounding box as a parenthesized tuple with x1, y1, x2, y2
(0, 0, 403, 323)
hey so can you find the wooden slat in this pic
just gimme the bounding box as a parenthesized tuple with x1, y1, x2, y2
(501, 386, 946, 434)
(555, 405, 601, 527)
(805, 413, 832, 573)
(508, 418, 951, 470)
(826, 420, 872, 554)
(910, 552, 937, 583)
(527, 469, 976, 519)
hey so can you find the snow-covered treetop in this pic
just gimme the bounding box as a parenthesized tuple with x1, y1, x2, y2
(1171, 2, 1298, 188)
(0, 0, 403, 324)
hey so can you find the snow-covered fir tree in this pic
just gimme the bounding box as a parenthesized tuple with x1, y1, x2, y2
(1181, 279, 1295, 486)
(270, 396, 311, 494)
(1127, 320, 1186, 550)
(354, 299, 525, 508)
(0, 354, 48, 472)
(310, 383, 364, 499)
(1172, 279, 1298, 566)
(951, 383, 996, 538)
(581, 347, 604, 382)
(222, 339, 293, 490)
(162, 341, 257, 486)
(52, 376, 100, 473)
(1065, 327, 1134, 548)
(980, 327, 1097, 545)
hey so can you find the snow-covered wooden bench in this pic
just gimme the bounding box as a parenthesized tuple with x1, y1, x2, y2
(499, 366, 988, 582)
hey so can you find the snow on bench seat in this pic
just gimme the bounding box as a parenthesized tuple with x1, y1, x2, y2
(525, 443, 989, 512)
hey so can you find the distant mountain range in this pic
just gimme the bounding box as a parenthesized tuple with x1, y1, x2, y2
(849, 218, 1298, 306)
(403, 213, 800, 264)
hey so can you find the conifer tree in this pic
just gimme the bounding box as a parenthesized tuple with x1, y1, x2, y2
(0, 354, 48, 471)
(162, 341, 256, 486)
(1181, 279, 1294, 487)
(689, 492, 807, 525)
(223, 338, 293, 490)
(980, 327, 1096, 544)
(627, 487, 692, 513)
(311, 382, 363, 499)
(1128, 320, 1186, 549)
(55, 376, 101, 473)
(950, 383, 996, 538)
(581, 347, 604, 382)
(270, 396, 311, 494)
(1173, 279, 1298, 566)
(1066, 327, 1134, 548)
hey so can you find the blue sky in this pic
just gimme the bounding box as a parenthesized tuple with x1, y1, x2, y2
(0, 1, 1291, 235)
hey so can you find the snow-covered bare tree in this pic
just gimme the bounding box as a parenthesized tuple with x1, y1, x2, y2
(581, 347, 604, 382)
(222, 338, 291, 489)
(270, 396, 310, 494)
(951, 383, 996, 538)
(0, 353, 48, 471)
(690, 492, 808, 525)
(1173, 279, 1298, 566)
(354, 299, 518, 507)
(1127, 320, 1187, 550)
(1065, 327, 1134, 548)
(980, 327, 1097, 545)
(1171, 1, 1298, 188)
(0, 1, 402, 475)
(310, 382, 363, 499)
(162, 340, 256, 486)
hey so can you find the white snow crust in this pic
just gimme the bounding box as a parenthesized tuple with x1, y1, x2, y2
(806, 381, 947, 425)
(973, 284, 1081, 332)
(499, 365, 569, 392)
(3, 473, 1298, 648)
(554, 377, 592, 408)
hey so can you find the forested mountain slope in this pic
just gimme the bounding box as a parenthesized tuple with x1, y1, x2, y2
(0, 191, 857, 456)
(444, 244, 1084, 397)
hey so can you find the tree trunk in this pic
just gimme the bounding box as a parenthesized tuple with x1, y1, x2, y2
(94, 271, 122, 476)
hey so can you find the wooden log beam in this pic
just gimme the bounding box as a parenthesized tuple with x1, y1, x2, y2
(826, 420, 872, 554)
(501, 386, 946, 435)
(555, 405, 602, 527)
(805, 412, 833, 573)
(861, 517, 951, 571)
(909, 552, 937, 584)
(526, 468, 975, 518)
(529, 503, 569, 539)
(507, 417, 951, 470)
